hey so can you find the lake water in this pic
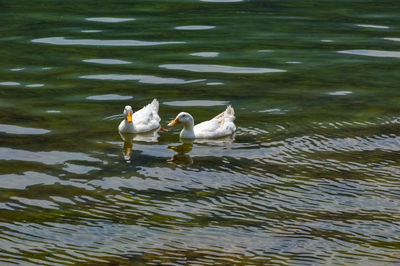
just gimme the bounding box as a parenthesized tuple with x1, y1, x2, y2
(1, 0, 400, 265)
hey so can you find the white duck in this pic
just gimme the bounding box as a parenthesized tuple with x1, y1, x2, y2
(167, 105, 236, 139)
(118, 99, 162, 133)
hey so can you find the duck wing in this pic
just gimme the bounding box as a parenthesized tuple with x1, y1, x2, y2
(194, 106, 236, 138)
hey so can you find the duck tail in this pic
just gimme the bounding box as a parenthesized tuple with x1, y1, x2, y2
(212, 105, 235, 122)
(224, 105, 235, 122)
(151, 98, 159, 112)
(226, 105, 234, 116)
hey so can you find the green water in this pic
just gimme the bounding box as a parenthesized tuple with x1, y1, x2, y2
(1, 0, 400, 265)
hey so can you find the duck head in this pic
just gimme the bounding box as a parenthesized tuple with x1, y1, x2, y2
(167, 112, 194, 127)
(123, 105, 133, 123)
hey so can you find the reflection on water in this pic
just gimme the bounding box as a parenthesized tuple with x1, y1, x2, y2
(1, 0, 400, 264)
(122, 138, 133, 162)
(193, 134, 235, 145)
(168, 136, 235, 165)
(168, 140, 193, 165)
(119, 130, 160, 162)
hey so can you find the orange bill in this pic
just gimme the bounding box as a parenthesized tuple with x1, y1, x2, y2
(167, 117, 179, 126)
(127, 112, 132, 123)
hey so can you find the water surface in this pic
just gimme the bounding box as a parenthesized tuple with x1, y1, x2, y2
(1, 0, 400, 265)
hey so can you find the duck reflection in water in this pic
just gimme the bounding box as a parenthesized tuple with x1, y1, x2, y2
(119, 130, 159, 163)
(168, 139, 193, 165)
(167, 135, 235, 166)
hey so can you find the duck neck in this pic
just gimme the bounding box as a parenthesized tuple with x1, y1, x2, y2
(123, 119, 136, 131)
(180, 120, 195, 138)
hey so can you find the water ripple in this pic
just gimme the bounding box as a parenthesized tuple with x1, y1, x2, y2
(0, 124, 50, 135)
(85, 17, 135, 23)
(356, 24, 389, 29)
(201, 0, 243, 2)
(26, 84, 44, 88)
(83, 59, 131, 65)
(86, 94, 133, 101)
(81, 29, 102, 33)
(328, 91, 352, 96)
(163, 100, 229, 106)
(63, 163, 101, 174)
(2, 1, 400, 265)
(338, 50, 400, 58)
(175, 25, 215, 30)
(0, 81, 20, 86)
(160, 64, 286, 74)
(0, 147, 102, 165)
(32, 37, 184, 46)
(384, 37, 400, 42)
(80, 74, 204, 84)
(190, 52, 219, 57)
(0, 172, 58, 190)
(11, 197, 59, 209)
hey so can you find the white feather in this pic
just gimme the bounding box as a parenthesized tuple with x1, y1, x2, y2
(118, 99, 161, 133)
(171, 105, 236, 139)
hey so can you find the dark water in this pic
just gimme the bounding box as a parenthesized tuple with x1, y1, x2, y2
(1, 0, 400, 265)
